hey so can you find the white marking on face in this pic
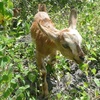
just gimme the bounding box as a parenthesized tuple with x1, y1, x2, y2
(63, 29, 82, 56)
(69, 28, 82, 46)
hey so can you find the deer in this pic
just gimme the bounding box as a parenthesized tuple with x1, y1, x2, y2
(30, 4, 85, 97)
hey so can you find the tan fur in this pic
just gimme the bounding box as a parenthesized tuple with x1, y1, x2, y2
(30, 4, 84, 97)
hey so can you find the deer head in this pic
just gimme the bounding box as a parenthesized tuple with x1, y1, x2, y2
(38, 8, 84, 64)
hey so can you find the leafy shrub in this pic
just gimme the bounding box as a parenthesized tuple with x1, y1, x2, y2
(0, 0, 100, 100)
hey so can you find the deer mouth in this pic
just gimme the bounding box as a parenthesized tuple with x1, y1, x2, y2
(73, 58, 83, 64)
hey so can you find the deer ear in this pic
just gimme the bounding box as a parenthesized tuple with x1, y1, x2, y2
(69, 8, 77, 29)
(38, 22, 59, 40)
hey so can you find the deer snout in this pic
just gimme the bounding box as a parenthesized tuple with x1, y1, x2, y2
(74, 51, 85, 64)
(79, 50, 85, 62)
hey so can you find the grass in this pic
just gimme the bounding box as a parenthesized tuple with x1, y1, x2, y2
(0, 0, 100, 100)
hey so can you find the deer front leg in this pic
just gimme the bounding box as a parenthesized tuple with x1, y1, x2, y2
(48, 51, 56, 66)
(36, 51, 49, 97)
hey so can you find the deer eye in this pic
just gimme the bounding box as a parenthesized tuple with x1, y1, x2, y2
(62, 44, 69, 48)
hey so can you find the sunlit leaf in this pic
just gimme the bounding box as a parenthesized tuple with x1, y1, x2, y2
(7, 0, 13, 9)
(94, 78, 100, 87)
(90, 51, 97, 57)
(83, 82, 89, 88)
(91, 68, 96, 75)
(57, 93, 61, 99)
(79, 63, 88, 71)
(16, 85, 30, 96)
(17, 19, 22, 26)
(88, 57, 96, 61)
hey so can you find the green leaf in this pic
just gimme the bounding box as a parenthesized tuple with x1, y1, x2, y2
(88, 57, 96, 61)
(4, 8, 13, 18)
(0, 77, 3, 84)
(7, 0, 13, 9)
(91, 68, 96, 75)
(3, 88, 13, 98)
(94, 78, 100, 87)
(17, 19, 22, 26)
(81, 91, 90, 100)
(2, 74, 9, 81)
(16, 95, 23, 100)
(0, 2, 4, 14)
(86, 44, 91, 50)
(75, 98, 80, 100)
(28, 72, 37, 83)
(79, 63, 88, 71)
(11, 81, 17, 89)
(57, 93, 61, 99)
(83, 82, 89, 88)
(90, 51, 97, 57)
(16, 85, 30, 96)
(2, 56, 8, 62)
(0, 51, 3, 56)
(25, 21, 30, 33)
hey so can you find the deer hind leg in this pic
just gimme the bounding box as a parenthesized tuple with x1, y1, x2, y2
(36, 51, 49, 97)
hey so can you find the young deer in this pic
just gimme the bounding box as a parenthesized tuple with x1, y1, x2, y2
(30, 4, 84, 97)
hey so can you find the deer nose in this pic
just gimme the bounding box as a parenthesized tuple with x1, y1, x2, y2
(79, 56, 84, 61)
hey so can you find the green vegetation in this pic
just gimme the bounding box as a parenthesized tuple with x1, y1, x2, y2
(0, 0, 100, 100)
